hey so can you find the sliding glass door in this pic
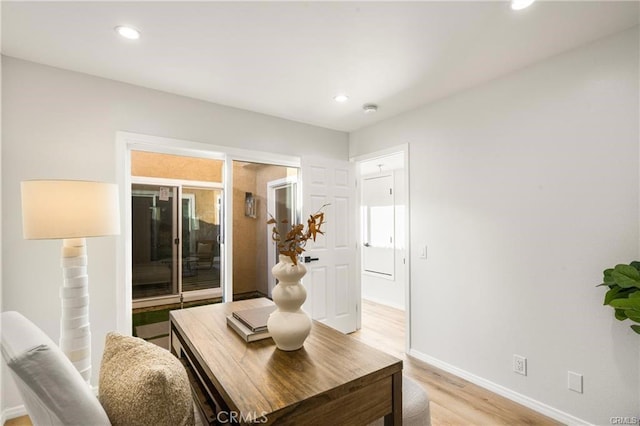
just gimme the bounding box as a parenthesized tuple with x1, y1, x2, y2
(132, 182, 223, 306)
(181, 186, 222, 294)
(132, 184, 178, 299)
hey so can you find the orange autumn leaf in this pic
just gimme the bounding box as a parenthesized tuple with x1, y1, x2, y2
(267, 204, 328, 265)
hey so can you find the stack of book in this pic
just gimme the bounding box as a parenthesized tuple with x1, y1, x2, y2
(226, 305, 276, 342)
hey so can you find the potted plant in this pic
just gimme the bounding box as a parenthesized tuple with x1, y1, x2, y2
(598, 261, 640, 334)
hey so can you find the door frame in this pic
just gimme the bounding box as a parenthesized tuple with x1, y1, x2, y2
(266, 176, 299, 298)
(116, 131, 299, 335)
(351, 143, 411, 353)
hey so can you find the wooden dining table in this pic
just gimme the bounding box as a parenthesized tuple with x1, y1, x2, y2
(170, 297, 403, 425)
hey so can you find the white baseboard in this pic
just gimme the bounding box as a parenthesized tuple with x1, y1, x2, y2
(362, 296, 405, 311)
(408, 348, 593, 426)
(2, 405, 27, 423)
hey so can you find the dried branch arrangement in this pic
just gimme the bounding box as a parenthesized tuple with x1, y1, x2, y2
(268, 204, 329, 265)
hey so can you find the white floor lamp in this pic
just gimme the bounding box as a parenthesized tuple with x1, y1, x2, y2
(21, 180, 120, 383)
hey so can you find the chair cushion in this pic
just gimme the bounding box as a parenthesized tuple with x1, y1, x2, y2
(7, 344, 112, 426)
(98, 332, 194, 426)
(2, 311, 111, 426)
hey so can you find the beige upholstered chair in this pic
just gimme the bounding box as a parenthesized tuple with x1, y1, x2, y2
(1, 312, 199, 426)
(1, 311, 111, 425)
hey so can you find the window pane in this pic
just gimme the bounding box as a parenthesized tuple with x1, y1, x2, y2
(132, 184, 177, 299)
(182, 187, 222, 292)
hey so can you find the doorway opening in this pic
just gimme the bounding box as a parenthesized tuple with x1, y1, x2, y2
(356, 149, 409, 348)
(117, 131, 308, 343)
(130, 150, 224, 347)
(231, 161, 299, 301)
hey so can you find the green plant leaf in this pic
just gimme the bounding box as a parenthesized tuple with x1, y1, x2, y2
(609, 299, 628, 308)
(628, 297, 640, 310)
(604, 287, 621, 305)
(630, 261, 640, 271)
(625, 310, 640, 322)
(605, 288, 640, 305)
(631, 325, 640, 334)
(615, 309, 628, 321)
(612, 264, 640, 289)
(603, 268, 615, 284)
(610, 298, 640, 310)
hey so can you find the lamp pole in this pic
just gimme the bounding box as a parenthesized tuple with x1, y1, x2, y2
(60, 237, 92, 382)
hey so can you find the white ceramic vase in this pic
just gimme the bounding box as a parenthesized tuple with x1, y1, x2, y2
(267, 255, 312, 351)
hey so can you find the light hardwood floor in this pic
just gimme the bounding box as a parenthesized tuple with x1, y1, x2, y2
(3, 417, 29, 426)
(5, 299, 562, 426)
(351, 299, 562, 426)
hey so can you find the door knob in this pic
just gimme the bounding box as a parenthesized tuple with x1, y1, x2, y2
(303, 256, 319, 263)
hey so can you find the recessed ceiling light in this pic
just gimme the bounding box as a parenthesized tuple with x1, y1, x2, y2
(333, 94, 349, 103)
(115, 26, 141, 40)
(511, 0, 535, 10)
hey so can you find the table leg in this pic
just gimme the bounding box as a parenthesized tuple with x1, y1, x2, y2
(384, 371, 403, 425)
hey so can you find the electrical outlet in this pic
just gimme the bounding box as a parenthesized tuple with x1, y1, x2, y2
(513, 355, 527, 376)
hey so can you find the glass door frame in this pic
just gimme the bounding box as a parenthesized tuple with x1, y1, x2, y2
(130, 176, 224, 309)
(131, 184, 179, 301)
(266, 176, 299, 298)
(117, 131, 301, 335)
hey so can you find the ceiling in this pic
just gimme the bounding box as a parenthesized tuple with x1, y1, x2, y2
(2, 1, 638, 132)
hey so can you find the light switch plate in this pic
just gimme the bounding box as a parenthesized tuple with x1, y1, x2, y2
(568, 371, 583, 393)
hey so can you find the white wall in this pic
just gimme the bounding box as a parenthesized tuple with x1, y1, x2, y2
(361, 169, 406, 310)
(1, 57, 348, 413)
(0, 53, 4, 424)
(350, 27, 640, 424)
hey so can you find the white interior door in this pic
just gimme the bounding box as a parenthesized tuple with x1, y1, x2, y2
(301, 156, 357, 333)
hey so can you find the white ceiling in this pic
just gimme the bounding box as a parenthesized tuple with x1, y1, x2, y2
(2, 1, 638, 132)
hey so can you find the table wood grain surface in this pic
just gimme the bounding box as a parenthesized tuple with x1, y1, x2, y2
(170, 298, 403, 425)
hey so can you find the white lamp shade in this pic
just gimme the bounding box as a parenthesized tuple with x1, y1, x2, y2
(21, 180, 120, 239)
